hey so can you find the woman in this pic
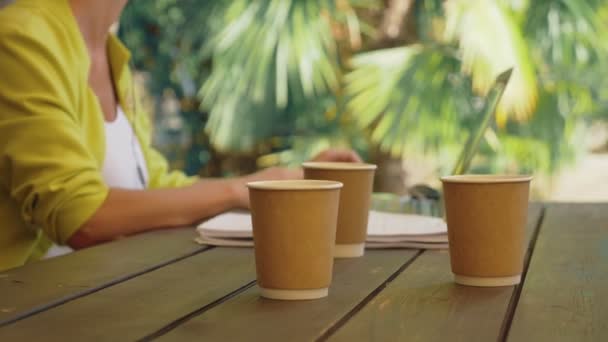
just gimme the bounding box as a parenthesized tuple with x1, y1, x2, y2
(0, 0, 361, 270)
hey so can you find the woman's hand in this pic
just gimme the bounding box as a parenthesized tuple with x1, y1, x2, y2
(311, 148, 362, 163)
(231, 148, 362, 208)
(232, 167, 304, 208)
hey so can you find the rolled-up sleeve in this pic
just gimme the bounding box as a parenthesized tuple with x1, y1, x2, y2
(0, 28, 108, 244)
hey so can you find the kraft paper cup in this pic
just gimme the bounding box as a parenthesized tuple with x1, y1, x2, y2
(247, 180, 342, 300)
(303, 162, 377, 258)
(441, 175, 532, 287)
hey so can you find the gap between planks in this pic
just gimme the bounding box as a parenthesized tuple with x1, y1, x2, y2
(0, 246, 214, 328)
(498, 205, 546, 342)
(138, 280, 257, 341)
(316, 249, 425, 341)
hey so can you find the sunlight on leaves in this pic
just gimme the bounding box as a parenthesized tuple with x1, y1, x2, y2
(444, 0, 538, 125)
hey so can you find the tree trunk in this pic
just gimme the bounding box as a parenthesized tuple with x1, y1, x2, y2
(372, 148, 407, 194)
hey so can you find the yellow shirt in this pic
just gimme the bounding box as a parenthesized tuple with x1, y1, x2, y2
(0, 0, 197, 270)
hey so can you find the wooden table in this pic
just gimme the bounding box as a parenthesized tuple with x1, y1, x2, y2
(0, 203, 606, 341)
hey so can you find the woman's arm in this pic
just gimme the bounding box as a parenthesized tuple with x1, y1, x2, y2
(68, 167, 302, 248)
(68, 180, 238, 248)
(68, 149, 361, 248)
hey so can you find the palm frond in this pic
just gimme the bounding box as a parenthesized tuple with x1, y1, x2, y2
(524, 0, 608, 128)
(444, 0, 538, 125)
(485, 89, 586, 174)
(200, 0, 376, 152)
(346, 45, 472, 157)
(525, 0, 608, 95)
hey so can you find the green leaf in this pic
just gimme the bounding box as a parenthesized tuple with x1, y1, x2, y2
(444, 0, 538, 124)
(197, 0, 377, 151)
(346, 45, 469, 156)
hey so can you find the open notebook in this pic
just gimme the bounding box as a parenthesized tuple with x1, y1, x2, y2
(195, 210, 448, 250)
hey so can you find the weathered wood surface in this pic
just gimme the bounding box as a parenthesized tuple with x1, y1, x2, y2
(327, 205, 544, 342)
(0, 248, 255, 341)
(158, 250, 420, 342)
(2, 203, 605, 342)
(0, 227, 207, 326)
(507, 203, 608, 341)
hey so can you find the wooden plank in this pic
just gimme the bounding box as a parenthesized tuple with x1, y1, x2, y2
(157, 249, 420, 341)
(0, 248, 255, 341)
(327, 204, 544, 342)
(0, 227, 207, 326)
(507, 203, 608, 341)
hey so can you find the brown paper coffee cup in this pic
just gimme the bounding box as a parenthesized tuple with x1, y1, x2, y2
(441, 175, 532, 287)
(303, 162, 377, 258)
(247, 180, 342, 300)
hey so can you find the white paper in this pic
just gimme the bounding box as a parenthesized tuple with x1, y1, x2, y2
(199, 211, 253, 238)
(197, 210, 448, 249)
(365, 241, 449, 250)
(366, 234, 447, 243)
(194, 236, 448, 250)
(367, 211, 446, 237)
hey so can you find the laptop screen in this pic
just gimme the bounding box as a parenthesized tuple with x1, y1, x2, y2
(451, 68, 513, 175)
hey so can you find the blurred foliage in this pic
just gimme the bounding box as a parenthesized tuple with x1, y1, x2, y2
(120, 0, 376, 174)
(119, 0, 608, 179)
(119, 1, 214, 174)
(348, 0, 608, 174)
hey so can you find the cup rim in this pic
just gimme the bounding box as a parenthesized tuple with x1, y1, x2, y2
(440, 174, 533, 184)
(302, 161, 377, 171)
(247, 179, 343, 190)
